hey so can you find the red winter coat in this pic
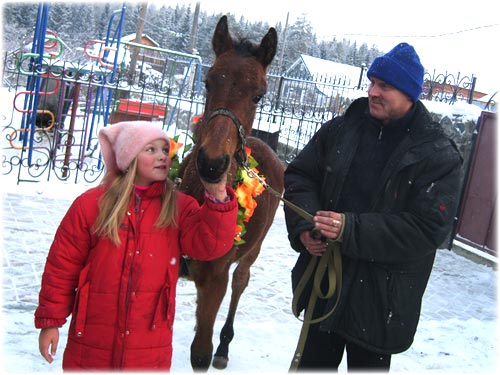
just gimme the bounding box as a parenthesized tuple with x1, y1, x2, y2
(35, 181, 237, 370)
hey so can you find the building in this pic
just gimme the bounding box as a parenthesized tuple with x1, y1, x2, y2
(120, 33, 165, 72)
(278, 54, 367, 113)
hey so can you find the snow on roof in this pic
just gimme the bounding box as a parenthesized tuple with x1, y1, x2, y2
(298, 54, 363, 83)
(286, 54, 366, 96)
(121, 33, 160, 47)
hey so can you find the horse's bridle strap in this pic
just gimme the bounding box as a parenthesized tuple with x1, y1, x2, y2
(204, 108, 248, 165)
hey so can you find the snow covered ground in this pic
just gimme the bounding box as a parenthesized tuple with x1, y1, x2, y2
(1, 179, 498, 373)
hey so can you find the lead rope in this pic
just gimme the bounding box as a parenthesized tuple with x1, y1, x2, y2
(289, 240, 342, 371)
(241, 165, 342, 371)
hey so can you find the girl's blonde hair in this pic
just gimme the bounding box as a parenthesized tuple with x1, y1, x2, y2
(94, 158, 178, 245)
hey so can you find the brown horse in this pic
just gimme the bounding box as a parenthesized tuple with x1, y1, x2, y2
(178, 16, 284, 370)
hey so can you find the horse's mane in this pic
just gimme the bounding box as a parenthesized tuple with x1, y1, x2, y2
(233, 38, 260, 57)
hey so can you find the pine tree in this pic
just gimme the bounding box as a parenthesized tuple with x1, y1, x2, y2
(2, 2, 384, 71)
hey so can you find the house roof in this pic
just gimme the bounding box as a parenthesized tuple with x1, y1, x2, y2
(286, 54, 366, 96)
(475, 91, 498, 103)
(121, 33, 160, 47)
(288, 54, 363, 84)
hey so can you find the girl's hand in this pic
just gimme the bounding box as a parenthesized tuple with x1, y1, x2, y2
(202, 173, 229, 202)
(39, 327, 59, 363)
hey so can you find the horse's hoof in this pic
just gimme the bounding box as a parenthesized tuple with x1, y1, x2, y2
(212, 356, 229, 370)
(191, 353, 211, 372)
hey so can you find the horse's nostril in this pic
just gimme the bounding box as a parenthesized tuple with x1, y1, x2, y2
(196, 148, 230, 183)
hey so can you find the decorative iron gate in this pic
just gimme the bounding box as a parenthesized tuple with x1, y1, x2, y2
(1, 4, 204, 185)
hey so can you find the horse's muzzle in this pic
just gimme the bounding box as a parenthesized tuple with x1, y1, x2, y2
(196, 147, 230, 183)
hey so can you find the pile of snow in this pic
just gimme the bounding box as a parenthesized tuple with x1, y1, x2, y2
(423, 100, 483, 123)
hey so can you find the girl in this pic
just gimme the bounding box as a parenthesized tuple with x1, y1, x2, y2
(35, 121, 238, 370)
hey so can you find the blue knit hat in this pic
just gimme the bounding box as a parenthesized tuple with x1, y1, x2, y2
(367, 42, 424, 102)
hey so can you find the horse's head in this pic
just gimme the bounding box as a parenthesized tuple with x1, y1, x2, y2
(195, 16, 277, 183)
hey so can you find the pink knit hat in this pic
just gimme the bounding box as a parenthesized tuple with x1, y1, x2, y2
(98, 121, 170, 173)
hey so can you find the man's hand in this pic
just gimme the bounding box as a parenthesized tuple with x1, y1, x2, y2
(313, 211, 344, 240)
(300, 211, 344, 256)
(300, 230, 327, 256)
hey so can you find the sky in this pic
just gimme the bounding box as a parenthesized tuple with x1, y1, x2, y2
(175, 0, 499, 94)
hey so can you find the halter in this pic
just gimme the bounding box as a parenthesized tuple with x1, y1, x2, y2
(203, 108, 248, 166)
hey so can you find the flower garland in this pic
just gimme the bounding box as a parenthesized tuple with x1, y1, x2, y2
(168, 124, 266, 246)
(168, 136, 187, 182)
(233, 147, 266, 245)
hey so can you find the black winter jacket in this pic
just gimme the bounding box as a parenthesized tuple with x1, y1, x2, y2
(284, 97, 462, 354)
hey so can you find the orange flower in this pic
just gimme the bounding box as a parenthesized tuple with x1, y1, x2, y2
(169, 138, 183, 158)
(233, 148, 268, 242)
(192, 115, 203, 126)
(236, 183, 259, 222)
(235, 185, 253, 216)
(241, 168, 266, 197)
(234, 224, 244, 242)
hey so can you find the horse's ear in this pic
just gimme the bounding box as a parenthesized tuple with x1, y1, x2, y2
(256, 27, 278, 68)
(212, 15, 234, 57)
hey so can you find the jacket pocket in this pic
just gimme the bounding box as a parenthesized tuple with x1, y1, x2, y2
(384, 268, 425, 329)
(386, 273, 396, 325)
(73, 281, 89, 337)
(72, 263, 91, 337)
(151, 284, 171, 330)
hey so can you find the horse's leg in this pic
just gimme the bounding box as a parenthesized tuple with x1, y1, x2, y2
(212, 244, 262, 369)
(190, 258, 232, 371)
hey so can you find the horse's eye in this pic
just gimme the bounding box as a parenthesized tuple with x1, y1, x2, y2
(252, 95, 262, 104)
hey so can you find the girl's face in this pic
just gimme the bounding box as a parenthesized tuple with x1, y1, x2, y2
(134, 139, 171, 186)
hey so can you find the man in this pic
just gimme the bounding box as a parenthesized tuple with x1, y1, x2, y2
(284, 43, 462, 371)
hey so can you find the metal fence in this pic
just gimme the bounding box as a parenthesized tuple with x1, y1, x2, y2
(1, 45, 482, 185)
(1, 45, 205, 184)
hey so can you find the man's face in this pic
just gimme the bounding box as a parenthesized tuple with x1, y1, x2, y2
(368, 77, 413, 125)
